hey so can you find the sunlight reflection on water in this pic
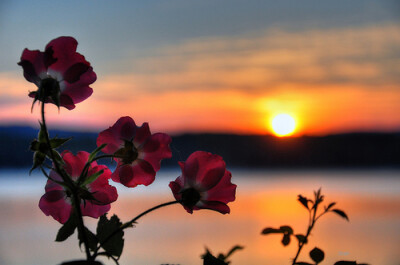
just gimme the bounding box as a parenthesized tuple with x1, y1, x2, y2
(0, 168, 399, 265)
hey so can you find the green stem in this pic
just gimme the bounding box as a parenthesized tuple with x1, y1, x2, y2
(92, 200, 180, 258)
(40, 103, 92, 261)
(78, 154, 115, 184)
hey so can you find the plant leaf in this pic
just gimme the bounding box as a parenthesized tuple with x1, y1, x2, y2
(60, 261, 103, 265)
(224, 245, 244, 259)
(261, 227, 282, 235)
(89, 143, 107, 163)
(310, 247, 325, 264)
(78, 227, 98, 252)
(97, 214, 124, 258)
(325, 202, 336, 211)
(281, 233, 291, 246)
(81, 169, 104, 186)
(332, 209, 349, 221)
(55, 214, 77, 242)
(30, 152, 46, 174)
(50, 137, 72, 149)
(295, 234, 307, 244)
(298, 195, 309, 209)
(280, 225, 293, 234)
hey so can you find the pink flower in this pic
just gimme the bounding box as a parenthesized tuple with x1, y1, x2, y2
(39, 151, 118, 224)
(169, 151, 237, 214)
(18, 36, 96, 110)
(96, 116, 172, 188)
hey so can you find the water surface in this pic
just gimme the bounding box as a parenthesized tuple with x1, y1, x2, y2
(0, 169, 399, 265)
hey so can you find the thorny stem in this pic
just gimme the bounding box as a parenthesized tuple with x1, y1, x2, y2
(92, 200, 181, 259)
(40, 103, 92, 260)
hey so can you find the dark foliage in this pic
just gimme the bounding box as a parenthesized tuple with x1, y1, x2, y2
(1, 126, 400, 169)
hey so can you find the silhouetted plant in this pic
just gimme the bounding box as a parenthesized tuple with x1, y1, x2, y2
(202, 245, 244, 265)
(261, 189, 370, 265)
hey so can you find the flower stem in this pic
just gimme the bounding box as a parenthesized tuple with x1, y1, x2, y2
(92, 200, 180, 258)
(78, 154, 115, 184)
(40, 103, 92, 260)
(291, 204, 319, 265)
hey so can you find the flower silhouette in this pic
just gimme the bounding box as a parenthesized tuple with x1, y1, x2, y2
(169, 151, 236, 214)
(39, 151, 118, 224)
(18, 36, 96, 110)
(97, 116, 172, 188)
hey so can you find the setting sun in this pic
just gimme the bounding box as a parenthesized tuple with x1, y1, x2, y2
(271, 114, 296, 137)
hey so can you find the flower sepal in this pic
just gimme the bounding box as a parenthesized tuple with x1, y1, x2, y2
(29, 123, 70, 173)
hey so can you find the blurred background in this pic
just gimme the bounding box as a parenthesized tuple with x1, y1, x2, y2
(0, 1, 399, 264)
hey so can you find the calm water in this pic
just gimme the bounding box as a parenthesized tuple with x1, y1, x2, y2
(0, 168, 399, 265)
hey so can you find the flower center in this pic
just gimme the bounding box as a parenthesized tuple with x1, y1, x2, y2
(115, 140, 139, 164)
(39, 77, 60, 99)
(181, 188, 201, 208)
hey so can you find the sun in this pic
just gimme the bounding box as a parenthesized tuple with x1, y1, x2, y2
(271, 114, 296, 137)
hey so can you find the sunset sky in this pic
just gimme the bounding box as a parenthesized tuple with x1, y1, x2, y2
(1, 0, 399, 136)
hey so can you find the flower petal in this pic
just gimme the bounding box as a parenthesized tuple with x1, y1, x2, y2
(206, 170, 236, 204)
(62, 151, 89, 179)
(197, 200, 231, 214)
(39, 190, 71, 224)
(133, 122, 151, 147)
(113, 160, 156, 188)
(88, 165, 118, 205)
(81, 202, 111, 219)
(18, 49, 46, 85)
(141, 133, 172, 172)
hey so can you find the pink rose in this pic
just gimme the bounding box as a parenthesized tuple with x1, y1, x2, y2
(97, 116, 172, 188)
(39, 151, 118, 224)
(169, 151, 236, 214)
(18, 36, 96, 110)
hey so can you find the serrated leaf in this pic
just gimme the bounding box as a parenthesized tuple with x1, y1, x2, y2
(280, 225, 293, 234)
(332, 209, 349, 221)
(55, 214, 77, 242)
(261, 227, 282, 235)
(295, 234, 307, 244)
(78, 227, 98, 252)
(97, 214, 124, 258)
(281, 233, 291, 246)
(298, 195, 309, 210)
(81, 169, 104, 187)
(50, 137, 72, 149)
(89, 144, 107, 163)
(310, 247, 324, 264)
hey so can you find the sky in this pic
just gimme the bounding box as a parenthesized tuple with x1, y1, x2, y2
(0, 0, 400, 136)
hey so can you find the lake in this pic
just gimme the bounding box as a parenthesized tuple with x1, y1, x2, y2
(0, 168, 399, 265)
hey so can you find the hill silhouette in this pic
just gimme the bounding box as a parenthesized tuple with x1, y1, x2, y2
(1, 126, 399, 169)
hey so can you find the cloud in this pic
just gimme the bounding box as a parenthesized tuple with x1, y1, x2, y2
(2, 23, 400, 135)
(120, 23, 400, 94)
